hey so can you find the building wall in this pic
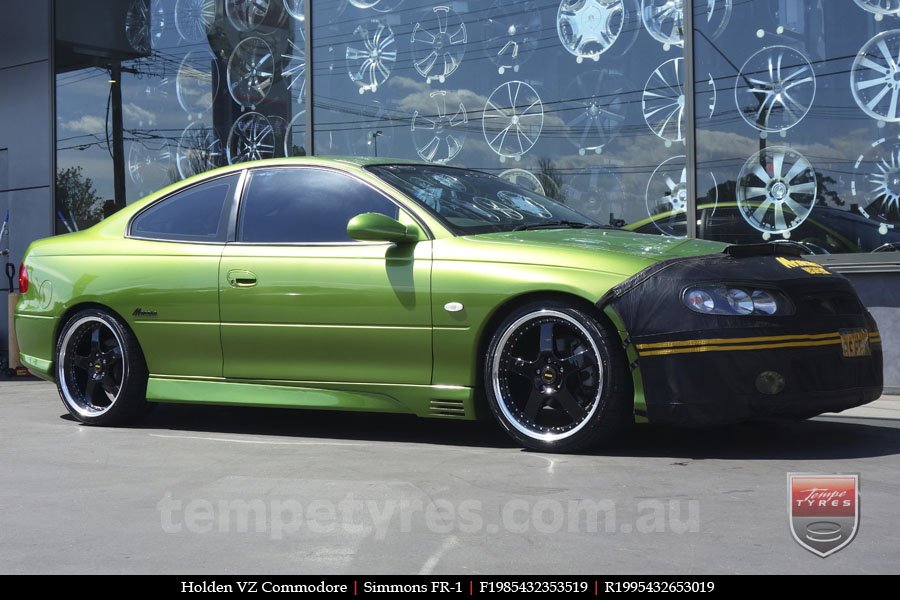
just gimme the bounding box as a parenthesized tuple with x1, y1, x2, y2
(0, 0, 53, 366)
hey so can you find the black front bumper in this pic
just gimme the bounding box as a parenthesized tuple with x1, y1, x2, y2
(636, 335, 882, 426)
(601, 246, 884, 427)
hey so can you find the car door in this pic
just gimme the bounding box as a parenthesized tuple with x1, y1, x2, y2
(219, 166, 433, 384)
(124, 172, 240, 378)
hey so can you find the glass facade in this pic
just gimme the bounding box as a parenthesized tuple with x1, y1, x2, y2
(52, 0, 900, 255)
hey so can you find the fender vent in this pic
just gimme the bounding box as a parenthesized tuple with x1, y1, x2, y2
(429, 399, 467, 418)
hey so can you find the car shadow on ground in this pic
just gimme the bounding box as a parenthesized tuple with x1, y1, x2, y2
(62, 403, 900, 460)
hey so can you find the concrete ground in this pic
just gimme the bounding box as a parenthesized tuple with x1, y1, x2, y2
(1, 379, 898, 574)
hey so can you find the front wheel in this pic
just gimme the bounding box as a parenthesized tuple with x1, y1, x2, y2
(55, 309, 149, 426)
(484, 301, 631, 452)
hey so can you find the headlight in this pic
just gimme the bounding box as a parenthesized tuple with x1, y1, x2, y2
(682, 285, 792, 316)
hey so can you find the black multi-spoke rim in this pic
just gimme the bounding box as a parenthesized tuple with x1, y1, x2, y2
(493, 311, 602, 441)
(60, 319, 125, 417)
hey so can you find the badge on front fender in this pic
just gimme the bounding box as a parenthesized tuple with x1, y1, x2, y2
(788, 473, 859, 557)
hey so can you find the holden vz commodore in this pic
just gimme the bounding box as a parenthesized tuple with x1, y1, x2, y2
(14, 158, 883, 452)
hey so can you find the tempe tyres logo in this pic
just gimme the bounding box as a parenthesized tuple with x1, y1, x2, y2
(788, 474, 859, 557)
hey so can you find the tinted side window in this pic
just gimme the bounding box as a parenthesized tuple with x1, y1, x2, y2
(131, 174, 238, 242)
(239, 168, 400, 243)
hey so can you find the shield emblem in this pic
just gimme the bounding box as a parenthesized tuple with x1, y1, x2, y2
(788, 474, 859, 557)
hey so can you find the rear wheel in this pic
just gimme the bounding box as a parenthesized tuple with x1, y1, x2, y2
(55, 309, 149, 425)
(484, 301, 631, 452)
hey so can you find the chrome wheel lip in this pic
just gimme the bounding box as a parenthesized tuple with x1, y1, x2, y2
(491, 310, 604, 443)
(57, 316, 128, 419)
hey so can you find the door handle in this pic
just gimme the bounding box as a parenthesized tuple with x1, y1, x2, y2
(227, 269, 258, 288)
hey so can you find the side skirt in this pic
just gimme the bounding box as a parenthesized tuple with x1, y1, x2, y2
(146, 376, 476, 420)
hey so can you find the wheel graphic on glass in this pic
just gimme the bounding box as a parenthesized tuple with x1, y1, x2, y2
(128, 140, 172, 188)
(227, 37, 274, 110)
(411, 5, 467, 83)
(284, 110, 308, 157)
(227, 112, 275, 164)
(645, 155, 688, 236)
(482, 81, 544, 162)
(851, 31, 900, 123)
(497, 190, 553, 218)
(500, 169, 546, 195)
(284, 0, 306, 21)
(643, 58, 684, 144)
(557, 0, 624, 64)
(560, 166, 625, 221)
(349, 0, 404, 12)
(177, 123, 223, 179)
(854, 0, 900, 18)
(346, 19, 397, 94)
(282, 34, 307, 103)
(736, 46, 816, 133)
(174, 0, 215, 43)
(411, 91, 467, 163)
(737, 147, 817, 234)
(137, 77, 171, 126)
(565, 69, 626, 155)
(125, 0, 165, 54)
(852, 135, 900, 228)
(176, 50, 219, 118)
(226, 0, 285, 33)
(483, 0, 541, 75)
(640, 0, 731, 48)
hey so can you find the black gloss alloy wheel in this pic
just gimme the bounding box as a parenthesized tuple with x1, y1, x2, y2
(56, 310, 149, 425)
(486, 303, 630, 452)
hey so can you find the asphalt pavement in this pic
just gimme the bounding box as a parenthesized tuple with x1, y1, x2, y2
(1, 379, 898, 574)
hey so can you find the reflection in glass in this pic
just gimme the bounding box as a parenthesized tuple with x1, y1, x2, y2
(284, 0, 307, 22)
(735, 45, 816, 133)
(176, 49, 219, 118)
(285, 110, 308, 157)
(177, 122, 223, 179)
(282, 34, 307, 103)
(174, 0, 215, 43)
(128, 139, 173, 191)
(557, 0, 625, 63)
(482, 0, 541, 75)
(411, 91, 467, 163)
(227, 112, 275, 164)
(482, 80, 544, 161)
(736, 146, 817, 236)
(411, 5, 467, 84)
(640, 0, 730, 48)
(125, 0, 165, 54)
(852, 134, 900, 230)
(227, 37, 275, 110)
(500, 168, 546, 195)
(346, 19, 397, 94)
(226, 0, 285, 33)
(851, 30, 900, 123)
(564, 68, 626, 155)
(643, 57, 684, 144)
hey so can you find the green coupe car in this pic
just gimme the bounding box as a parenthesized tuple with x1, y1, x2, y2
(14, 158, 883, 452)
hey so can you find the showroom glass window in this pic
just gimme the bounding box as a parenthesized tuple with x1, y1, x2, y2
(238, 167, 400, 243)
(54, 0, 308, 234)
(310, 0, 686, 233)
(693, 0, 900, 253)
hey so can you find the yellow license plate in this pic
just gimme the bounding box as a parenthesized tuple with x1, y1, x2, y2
(840, 329, 871, 358)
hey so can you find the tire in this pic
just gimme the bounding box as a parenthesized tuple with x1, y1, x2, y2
(484, 300, 632, 452)
(55, 308, 150, 426)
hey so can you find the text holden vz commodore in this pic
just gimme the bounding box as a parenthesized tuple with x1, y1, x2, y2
(14, 158, 882, 452)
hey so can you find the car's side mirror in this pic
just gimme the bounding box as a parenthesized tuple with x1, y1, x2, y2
(347, 212, 420, 244)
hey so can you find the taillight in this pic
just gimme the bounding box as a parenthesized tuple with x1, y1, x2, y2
(18, 262, 28, 294)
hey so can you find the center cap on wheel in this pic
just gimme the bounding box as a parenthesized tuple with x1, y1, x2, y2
(540, 365, 558, 385)
(771, 181, 788, 200)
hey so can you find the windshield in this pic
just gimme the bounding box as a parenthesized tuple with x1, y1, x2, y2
(368, 164, 602, 235)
